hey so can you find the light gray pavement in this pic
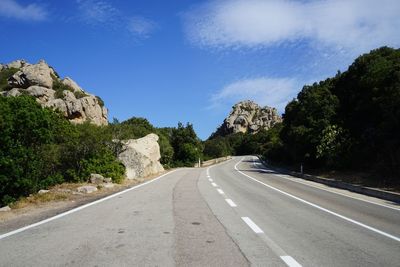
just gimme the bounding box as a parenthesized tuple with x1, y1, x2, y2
(0, 156, 399, 266)
(204, 156, 400, 266)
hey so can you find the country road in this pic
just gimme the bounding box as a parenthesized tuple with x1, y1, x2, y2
(0, 156, 399, 266)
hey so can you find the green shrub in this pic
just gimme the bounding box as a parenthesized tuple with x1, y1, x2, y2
(96, 96, 104, 107)
(0, 95, 74, 206)
(74, 90, 87, 99)
(80, 150, 125, 183)
(51, 74, 74, 99)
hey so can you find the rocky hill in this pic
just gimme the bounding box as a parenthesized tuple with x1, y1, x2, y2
(212, 100, 282, 136)
(0, 60, 108, 125)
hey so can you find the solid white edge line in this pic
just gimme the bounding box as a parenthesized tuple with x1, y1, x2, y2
(274, 172, 400, 212)
(0, 169, 179, 241)
(211, 183, 217, 187)
(281, 256, 303, 267)
(235, 158, 400, 243)
(256, 160, 400, 212)
(225, 199, 237, 207)
(241, 217, 264, 234)
(217, 189, 224, 195)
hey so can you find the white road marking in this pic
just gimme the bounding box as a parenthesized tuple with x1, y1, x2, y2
(241, 217, 264, 233)
(235, 158, 400, 243)
(274, 172, 400, 212)
(211, 183, 217, 187)
(255, 159, 400, 212)
(281, 256, 302, 267)
(0, 170, 179, 241)
(208, 178, 213, 182)
(225, 199, 237, 207)
(217, 189, 224, 194)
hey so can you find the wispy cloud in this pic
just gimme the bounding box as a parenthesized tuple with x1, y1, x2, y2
(0, 0, 47, 21)
(188, 0, 400, 111)
(210, 77, 299, 112)
(127, 16, 157, 39)
(183, 0, 400, 53)
(76, 0, 119, 25)
(76, 0, 157, 38)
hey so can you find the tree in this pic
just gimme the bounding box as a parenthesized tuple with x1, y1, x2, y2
(170, 123, 202, 166)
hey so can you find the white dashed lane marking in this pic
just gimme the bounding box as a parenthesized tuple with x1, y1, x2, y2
(241, 217, 264, 234)
(281, 256, 303, 267)
(225, 199, 237, 207)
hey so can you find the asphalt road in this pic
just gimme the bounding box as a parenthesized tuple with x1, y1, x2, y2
(0, 156, 399, 266)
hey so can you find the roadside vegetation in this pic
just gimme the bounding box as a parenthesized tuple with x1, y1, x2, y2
(0, 97, 203, 207)
(204, 46, 400, 188)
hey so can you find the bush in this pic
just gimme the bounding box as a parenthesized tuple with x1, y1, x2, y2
(0, 96, 125, 206)
(0, 95, 73, 206)
(51, 74, 74, 99)
(80, 151, 125, 183)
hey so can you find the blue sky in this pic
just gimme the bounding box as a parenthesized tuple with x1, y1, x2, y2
(1, 0, 399, 139)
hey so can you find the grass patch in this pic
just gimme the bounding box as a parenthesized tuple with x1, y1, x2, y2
(9, 192, 69, 209)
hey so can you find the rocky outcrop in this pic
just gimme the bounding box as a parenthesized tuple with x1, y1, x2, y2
(213, 100, 282, 136)
(0, 59, 108, 126)
(118, 133, 164, 180)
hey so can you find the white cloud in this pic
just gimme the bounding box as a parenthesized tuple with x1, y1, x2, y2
(127, 16, 157, 38)
(183, 0, 400, 52)
(76, 0, 157, 39)
(76, 0, 119, 25)
(210, 77, 299, 112)
(0, 0, 47, 21)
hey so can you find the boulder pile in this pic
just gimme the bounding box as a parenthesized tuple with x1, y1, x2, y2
(0, 59, 108, 125)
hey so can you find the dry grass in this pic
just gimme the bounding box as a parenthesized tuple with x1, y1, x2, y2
(9, 192, 69, 209)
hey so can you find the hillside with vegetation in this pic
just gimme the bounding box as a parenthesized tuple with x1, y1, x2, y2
(205, 47, 400, 188)
(0, 62, 203, 207)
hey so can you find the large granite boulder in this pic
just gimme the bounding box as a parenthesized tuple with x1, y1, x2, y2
(8, 60, 54, 89)
(118, 133, 164, 180)
(0, 59, 108, 126)
(212, 100, 282, 136)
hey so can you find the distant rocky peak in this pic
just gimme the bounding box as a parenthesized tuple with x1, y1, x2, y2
(0, 59, 108, 126)
(213, 100, 282, 137)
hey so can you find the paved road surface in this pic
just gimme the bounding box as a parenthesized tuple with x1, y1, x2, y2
(1, 156, 399, 266)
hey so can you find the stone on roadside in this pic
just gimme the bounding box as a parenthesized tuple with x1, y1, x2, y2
(104, 177, 112, 183)
(0, 206, 11, 212)
(38, 189, 50, 194)
(57, 188, 72, 193)
(77, 185, 98, 194)
(102, 183, 115, 189)
(90, 173, 104, 184)
(118, 133, 164, 180)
